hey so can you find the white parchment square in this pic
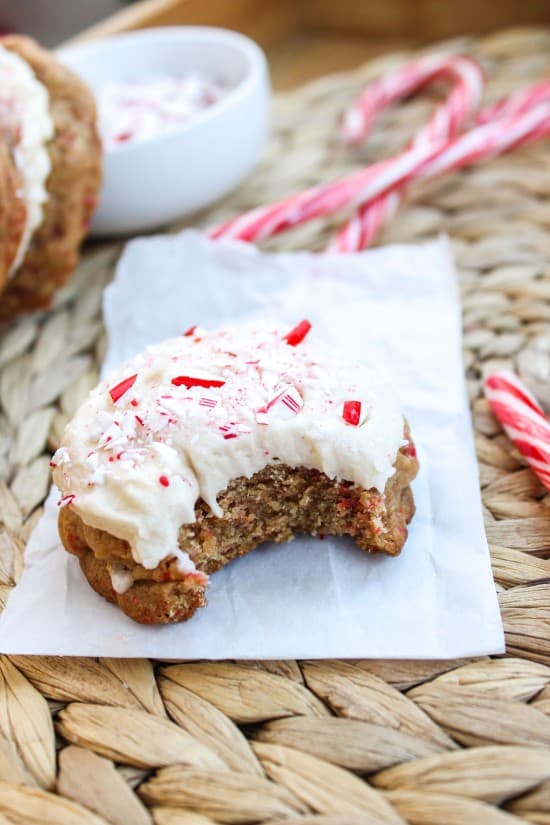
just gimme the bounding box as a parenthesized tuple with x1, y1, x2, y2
(0, 232, 504, 657)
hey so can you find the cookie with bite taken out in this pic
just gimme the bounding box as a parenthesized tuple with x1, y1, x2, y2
(53, 320, 419, 624)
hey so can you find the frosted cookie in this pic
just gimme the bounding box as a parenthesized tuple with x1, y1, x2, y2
(53, 320, 419, 624)
(0, 36, 101, 318)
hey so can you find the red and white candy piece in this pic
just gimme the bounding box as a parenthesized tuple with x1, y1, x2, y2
(58, 493, 75, 508)
(284, 320, 312, 346)
(109, 373, 137, 403)
(484, 370, 550, 491)
(171, 375, 226, 389)
(342, 400, 368, 426)
(256, 385, 304, 424)
(198, 396, 218, 409)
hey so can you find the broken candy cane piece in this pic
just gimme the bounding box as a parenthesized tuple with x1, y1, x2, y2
(172, 375, 226, 389)
(256, 385, 304, 424)
(58, 493, 75, 508)
(109, 374, 138, 403)
(284, 320, 312, 346)
(342, 400, 368, 426)
(198, 396, 218, 409)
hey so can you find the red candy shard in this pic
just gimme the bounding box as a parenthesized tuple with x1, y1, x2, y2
(171, 376, 225, 389)
(109, 373, 137, 403)
(343, 400, 361, 426)
(159, 475, 170, 487)
(57, 493, 75, 508)
(284, 319, 312, 346)
(404, 441, 417, 458)
(183, 325, 197, 337)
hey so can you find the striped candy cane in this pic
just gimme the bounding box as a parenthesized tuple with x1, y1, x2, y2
(209, 103, 550, 244)
(484, 371, 550, 491)
(333, 75, 550, 252)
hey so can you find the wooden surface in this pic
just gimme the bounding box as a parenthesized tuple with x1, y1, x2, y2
(65, 0, 550, 91)
(64, 0, 296, 50)
(301, 0, 550, 40)
(268, 31, 412, 90)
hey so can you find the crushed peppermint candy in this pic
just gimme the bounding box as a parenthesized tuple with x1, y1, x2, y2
(109, 373, 138, 403)
(198, 396, 218, 409)
(284, 319, 312, 346)
(171, 375, 226, 389)
(256, 385, 304, 424)
(183, 325, 197, 336)
(159, 475, 170, 487)
(57, 493, 75, 508)
(98, 74, 228, 150)
(342, 400, 363, 426)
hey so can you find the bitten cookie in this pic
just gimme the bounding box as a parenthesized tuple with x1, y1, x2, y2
(53, 320, 419, 624)
(0, 36, 101, 318)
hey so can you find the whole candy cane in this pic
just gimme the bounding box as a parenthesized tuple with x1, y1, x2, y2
(209, 104, 550, 243)
(484, 371, 550, 491)
(332, 55, 484, 251)
(341, 54, 484, 145)
(333, 77, 550, 252)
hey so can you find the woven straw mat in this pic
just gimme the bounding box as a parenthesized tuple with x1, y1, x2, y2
(0, 26, 548, 825)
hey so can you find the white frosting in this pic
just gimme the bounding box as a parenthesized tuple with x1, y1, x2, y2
(0, 44, 54, 275)
(52, 322, 406, 570)
(98, 74, 226, 150)
(110, 568, 134, 595)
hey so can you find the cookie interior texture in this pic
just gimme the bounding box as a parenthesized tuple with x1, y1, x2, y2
(58, 445, 418, 624)
(0, 36, 101, 318)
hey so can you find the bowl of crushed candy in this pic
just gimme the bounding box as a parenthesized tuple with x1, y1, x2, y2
(59, 26, 270, 236)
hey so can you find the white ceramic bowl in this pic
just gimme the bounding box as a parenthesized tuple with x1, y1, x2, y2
(58, 27, 270, 236)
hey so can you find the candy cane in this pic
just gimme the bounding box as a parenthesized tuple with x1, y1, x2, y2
(209, 104, 550, 244)
(341, 54, 484, 145)
(333, 55, 484, 251)
(333, 76, 550, 252)
(340, 80, 550, 252)
(332, 85, 550, 252)
(484, 371, 550, 491)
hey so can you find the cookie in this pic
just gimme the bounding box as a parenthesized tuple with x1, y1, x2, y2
(53, 320, 420, 624)
(0, 36, 101, 318)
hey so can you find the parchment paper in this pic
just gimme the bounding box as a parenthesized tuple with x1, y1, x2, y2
(0, 232, 504, 657)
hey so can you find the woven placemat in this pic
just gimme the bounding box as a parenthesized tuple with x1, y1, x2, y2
(0, 25, 548, 825)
